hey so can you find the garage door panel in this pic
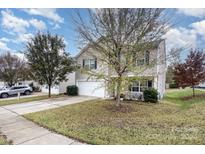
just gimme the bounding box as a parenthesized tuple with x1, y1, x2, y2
(77, 81, 105, 97)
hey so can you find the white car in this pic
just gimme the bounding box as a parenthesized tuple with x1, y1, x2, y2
(0, 85, 33, 98)
(0, 86, 9, 91)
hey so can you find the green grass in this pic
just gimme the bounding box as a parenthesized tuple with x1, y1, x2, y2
(0, 94, 64, 106)
(164, 88, 205, 109)
(24, 88, 205, 144)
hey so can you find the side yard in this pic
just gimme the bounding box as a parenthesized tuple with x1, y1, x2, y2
(24, 88, 205, 144)
(164, 88, 205, 109)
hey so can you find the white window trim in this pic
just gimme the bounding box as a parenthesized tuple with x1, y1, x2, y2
(136, 51, 149, 66)
(84, 59, 96, 70)
(130, 80, 150, 93)
(137, 58, 145, 66)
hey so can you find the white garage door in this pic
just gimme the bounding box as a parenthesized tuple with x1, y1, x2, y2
(77, 81, 105, 97)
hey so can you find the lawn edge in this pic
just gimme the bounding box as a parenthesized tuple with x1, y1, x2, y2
(0, 95, 66, 107)
(23, 115, 92, 145)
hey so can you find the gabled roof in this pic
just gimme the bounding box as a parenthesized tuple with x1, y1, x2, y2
(75, 39, 165, 59)
(74, 43, 91, 59)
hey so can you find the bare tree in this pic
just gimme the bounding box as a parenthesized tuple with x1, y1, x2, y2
(167, 48, 182, 65)
(74, 9, 170, 106)
(0, 52, 28, 87)
(166, 48, 183, 86)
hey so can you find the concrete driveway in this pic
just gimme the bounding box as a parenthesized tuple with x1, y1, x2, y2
(0, 96, 97, 145)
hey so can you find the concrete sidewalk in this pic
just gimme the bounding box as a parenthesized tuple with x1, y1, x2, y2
(0, 96, 97, 145)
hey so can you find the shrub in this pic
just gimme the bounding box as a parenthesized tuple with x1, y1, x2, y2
(33, 86, 41, 92)
(29, 82, 34, 89)
(29, 82, 41, 92)
(67, 85, 78, 96)
(169, 83, 178, 89)
(143, 88, 158, 103)
(169, 82, 179, 88)
(120, 93, 125, 98)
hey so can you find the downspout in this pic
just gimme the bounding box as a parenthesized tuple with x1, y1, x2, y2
(156, 42, 160, 99)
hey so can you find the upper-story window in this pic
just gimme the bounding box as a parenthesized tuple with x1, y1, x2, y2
(136, 51, 150, 66)
(137, 58, 145, 66)
(83, 58, 97, 70)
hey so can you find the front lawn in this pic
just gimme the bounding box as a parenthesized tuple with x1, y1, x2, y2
(24, 88, 205, 144)
(0, 95, 64, 106)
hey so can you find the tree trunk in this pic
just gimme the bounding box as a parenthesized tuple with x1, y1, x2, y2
(116, 76, 122, 106)
(8, 80, 14, 87)
(48, 84, 51, 98)
(192, 86, 195, 97)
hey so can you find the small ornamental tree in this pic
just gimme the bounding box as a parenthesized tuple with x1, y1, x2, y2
(174, 49, 205, 97)
(24, 32, 74, 97)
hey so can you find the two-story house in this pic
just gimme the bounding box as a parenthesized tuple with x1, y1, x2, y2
(74, 40, 166, 99)
(42, 40, 166, 99)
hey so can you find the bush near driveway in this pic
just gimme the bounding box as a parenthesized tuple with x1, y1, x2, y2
(24, 88, 205, 144)
(67, 85, 78, 96)
(169, 83, 178, 89)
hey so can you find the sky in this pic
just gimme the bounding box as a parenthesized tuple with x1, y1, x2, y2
(0, 8, 205, 59)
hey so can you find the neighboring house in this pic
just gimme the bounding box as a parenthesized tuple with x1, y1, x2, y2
(0, 81, 5, 89)
(41, 72, 76, 94)
(38, 40, 166, 98)
(197, 82, 205, 88)
(0, 80, 39, 87)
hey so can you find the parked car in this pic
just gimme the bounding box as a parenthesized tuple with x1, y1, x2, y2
(0, 85, 33, 98)
(0, 86, 9, 91)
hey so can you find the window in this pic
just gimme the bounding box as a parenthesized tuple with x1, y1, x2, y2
(140, 80, 148, 92)
(145, 51, 150, 65)
(15, 86, 23, 89)
(10, 86, 24, 90)
(129, 80, 152, 92)
(136, 51, 150, 66)
(131, 81, 139, 92)
(137, 59, 145, 66)
(148, 80, 152, 88)
(90, 59, 96, 69)
(83, 59, 97, 70)
(84, 59, 90, 69)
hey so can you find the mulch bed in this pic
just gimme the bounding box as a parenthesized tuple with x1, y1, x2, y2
(104, 103, 134, 113)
